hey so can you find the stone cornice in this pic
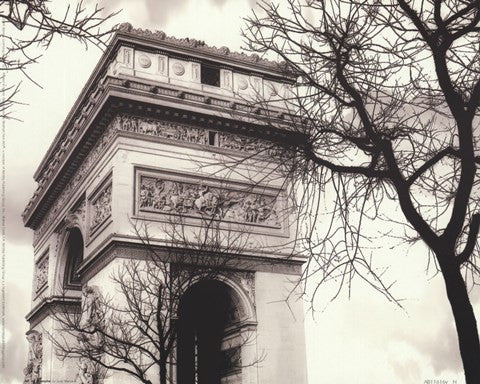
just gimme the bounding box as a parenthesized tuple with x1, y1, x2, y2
(115, 23, 297, 79)
(26, 295, 81, 328)
(32, 43, 118, 182)
(78, 238, 305, 284)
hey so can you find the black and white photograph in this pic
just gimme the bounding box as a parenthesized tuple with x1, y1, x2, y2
(1, 1, 479, 383)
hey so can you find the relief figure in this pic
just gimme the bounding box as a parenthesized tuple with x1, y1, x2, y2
(138, 176, 281, 227)
(23, 331, 42, 384)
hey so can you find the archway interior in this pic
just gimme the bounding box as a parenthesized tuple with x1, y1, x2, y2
(64, 228, 84, 287)
(177, 280, 242, 384)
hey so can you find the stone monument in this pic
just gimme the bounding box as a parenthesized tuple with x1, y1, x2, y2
(23, 24, 308, 384)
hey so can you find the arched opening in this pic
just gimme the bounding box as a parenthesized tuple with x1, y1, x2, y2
(177, 280, 244, 384)
(63, 228, 84, 289)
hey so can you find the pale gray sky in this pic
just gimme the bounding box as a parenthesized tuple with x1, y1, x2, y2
(2, 1, 478, 383)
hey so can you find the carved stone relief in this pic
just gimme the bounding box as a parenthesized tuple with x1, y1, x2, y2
(113, 114, 208, 145)
(237, 76, 248, 91)
(231, 271, 256, 311)
(34, 255, 49, 294)
(217, 132, 280, 155)
(80, 285, 103, 330)
(113, 114, 281, 156)
(172, 62, 185, 76)
(77, 357, 96, 384)
(122, 47, 133, 67)
(89, 184, 112, 233)
(158, 55, 167, 76)
(65, 198, 86, 232)
(138, 174, 281, 228)
(78, 285, 104, 351)
(221, 69, 233, 90)
(138, 54, 151, 69)
(192, 62, 200, 82)
(23, 330, 42, 384)
(75, 199, 87, 223)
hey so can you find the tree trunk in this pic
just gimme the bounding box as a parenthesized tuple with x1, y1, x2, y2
(440, 257, 480, 384)
(160, 357, 167, 384)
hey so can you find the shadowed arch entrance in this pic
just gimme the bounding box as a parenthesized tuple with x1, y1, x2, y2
(63, 227, 84, 288)
(177, 279, 245, 384)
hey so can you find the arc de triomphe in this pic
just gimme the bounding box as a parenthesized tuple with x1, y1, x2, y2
(22, 24, 308, 384)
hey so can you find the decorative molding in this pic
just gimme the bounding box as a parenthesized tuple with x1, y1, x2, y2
(26, 296, 81, 328)
(170, 264, 255, 318)
(23, 81, 106, 220)
(33, 124, 116, 245)
(23, 330, 42, 384)
(34, 253, 49, 295)
(78, 239, 303, 287)
(137, 172, 282, 229)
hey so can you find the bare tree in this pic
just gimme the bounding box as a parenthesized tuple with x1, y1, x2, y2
(49, 215, 261, 384)
(1, 0, 118, 119)
(243, 0, 480, 382)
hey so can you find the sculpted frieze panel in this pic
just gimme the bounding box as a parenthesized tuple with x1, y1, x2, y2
(138, 174, 281, 228)
(114, 114, 281, 156)
(217, 132, 279, 156)
(113, 115, 208, 145)
(34, 254, 49, 294)
(89, 183, 112, 233)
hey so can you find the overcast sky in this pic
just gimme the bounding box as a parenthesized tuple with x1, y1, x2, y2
(1, 1, 479, 383)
